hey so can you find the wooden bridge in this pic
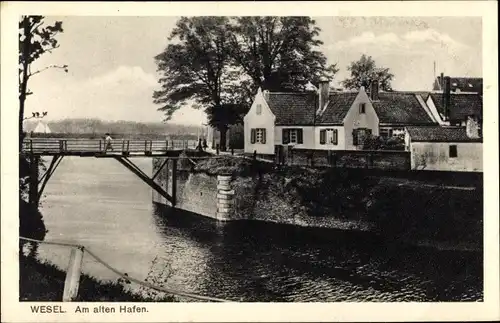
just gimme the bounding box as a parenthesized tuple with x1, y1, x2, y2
(22, 138, 198, 156)
(22, 138, 205, 208)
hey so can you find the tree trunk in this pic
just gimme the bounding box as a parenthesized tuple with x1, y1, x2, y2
(19, 17, 31, 152)
(219, 126, 228, 152)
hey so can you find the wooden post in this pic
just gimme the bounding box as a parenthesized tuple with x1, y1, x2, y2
(171, 159, 177, 207)
(62, 246, 84, 302)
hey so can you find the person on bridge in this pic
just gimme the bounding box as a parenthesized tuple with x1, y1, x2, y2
(196, 138, 203, 152)
(104, 133, 114, 152)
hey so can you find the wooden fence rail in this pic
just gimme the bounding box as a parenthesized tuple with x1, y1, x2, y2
(22, 138, 198, 155)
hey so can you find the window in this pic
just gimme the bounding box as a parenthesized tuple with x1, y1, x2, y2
(282, 128, 303, 144)
(379, 128, 393, 138)
(449, 145, 458, 158)
(320, 129, 338, 145)
(353, 128, 372, 146)
(359, 103, 366, 114)
(256, 104, 262, 115)
(290, 129, 298, 143)
(250, 128, 266, 144)
(256, 129, 265, 143)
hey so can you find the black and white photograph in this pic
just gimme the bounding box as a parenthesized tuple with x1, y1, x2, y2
(1, 1, 498, 322)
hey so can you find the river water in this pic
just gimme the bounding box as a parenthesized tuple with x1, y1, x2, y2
(35, 157, 483, 302)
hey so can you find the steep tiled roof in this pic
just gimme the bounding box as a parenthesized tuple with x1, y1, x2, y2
(316, 92, 358, 124)
(372, 92, 437, 125)
(429, 93, 482, 121)
(435, 76, 483, 93)
(407, 126, 482, 142)
(266, 92, 317, 125)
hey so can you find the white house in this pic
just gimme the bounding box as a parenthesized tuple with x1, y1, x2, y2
(33, 121, 51, 134)
(405, 120, 482, 172)
(244, 80, 438, 155)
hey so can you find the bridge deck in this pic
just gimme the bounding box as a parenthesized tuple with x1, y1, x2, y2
(22, 138, 198, 157)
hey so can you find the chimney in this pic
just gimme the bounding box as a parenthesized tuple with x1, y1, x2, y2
(442, 76, 451, 120)
(370, 80, 379, 101)
(466, 115, 481, 139)
(440, 72, 444, 90)
(318, 79, 330, 110)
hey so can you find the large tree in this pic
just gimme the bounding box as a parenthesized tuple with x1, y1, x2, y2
(19, 16, 67, 245)
(342, 54, 394, 91)
(19, 15, 67, 150)
(153, 17, 240, 150)
(228, 17, 338, 93)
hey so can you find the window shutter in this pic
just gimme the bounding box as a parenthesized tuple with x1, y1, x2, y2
(367, 128, 372, 137)
(262, 129, 266, 144)
(319, 130, 326, 145)
(297, 129, 303, 144)
(282, 129, 290, 144)
(352, 129, 358, 145)
(333, 129, 338, 145)
(251, 129, 256, 144)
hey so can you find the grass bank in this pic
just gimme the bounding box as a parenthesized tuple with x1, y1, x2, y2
(19, 255, 176, 302)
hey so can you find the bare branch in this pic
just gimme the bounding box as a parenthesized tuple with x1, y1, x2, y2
(28, 64, 68, 78)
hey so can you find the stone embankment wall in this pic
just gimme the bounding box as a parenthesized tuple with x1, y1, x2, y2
(152, 156, 483, 250)
(152, 156, 372, 229)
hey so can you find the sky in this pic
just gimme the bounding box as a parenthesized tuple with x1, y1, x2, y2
(26, 16, 482, 125)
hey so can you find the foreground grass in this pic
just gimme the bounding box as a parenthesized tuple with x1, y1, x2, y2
(19, 255, 176, 302)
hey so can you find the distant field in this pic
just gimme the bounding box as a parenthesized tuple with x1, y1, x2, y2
(28, 132, 198, 141)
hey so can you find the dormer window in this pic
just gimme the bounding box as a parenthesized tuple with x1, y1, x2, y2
(359, 103, 366, 114)
(256, 104, 262, 115)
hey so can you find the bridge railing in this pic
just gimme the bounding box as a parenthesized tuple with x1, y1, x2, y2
(22, 138, 198, 154)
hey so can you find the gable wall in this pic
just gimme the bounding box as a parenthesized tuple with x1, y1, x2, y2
(343, 90, 379, 150)
(244, 90, 276, 154)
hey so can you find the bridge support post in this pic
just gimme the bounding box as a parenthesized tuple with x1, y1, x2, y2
(171, 159, 177, 207)
(28, 155, 39, 206)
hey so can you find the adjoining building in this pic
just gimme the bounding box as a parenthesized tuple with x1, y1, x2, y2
(405, 123, 482, 172)
(432, 72, 483, 94)
(427, 75, 482, 129)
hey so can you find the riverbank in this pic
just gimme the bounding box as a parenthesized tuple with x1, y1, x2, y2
(19, 255, 176, 302)
(155, 155, 483, 252)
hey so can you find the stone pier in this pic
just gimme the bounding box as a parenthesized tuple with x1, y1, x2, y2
(216, 175, 234, 220)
